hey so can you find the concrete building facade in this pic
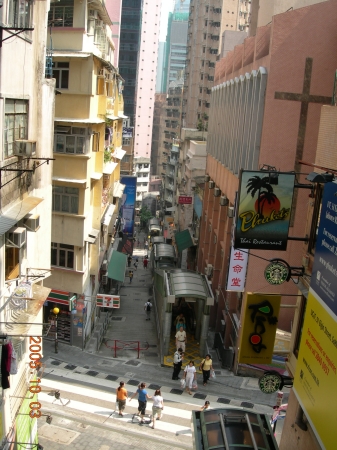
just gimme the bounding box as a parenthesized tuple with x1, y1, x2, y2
(0, 0, 55, 445)
(106, 0, 122, 68)
(44, 2, 126, 350)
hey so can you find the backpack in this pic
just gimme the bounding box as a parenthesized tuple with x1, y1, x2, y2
(146, 302, 151, 312)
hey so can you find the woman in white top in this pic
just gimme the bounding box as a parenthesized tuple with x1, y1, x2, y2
(184, 360, 196, 395)
(151, 389, 164, 429)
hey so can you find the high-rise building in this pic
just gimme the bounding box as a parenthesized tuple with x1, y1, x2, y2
(119, 0, 142, 126)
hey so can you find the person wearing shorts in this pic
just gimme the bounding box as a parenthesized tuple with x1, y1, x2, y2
(116, 381, 128, 416)
(175, 326, 187, 352)
(150, 389, 164, 429)
(129, 382, 152, 423)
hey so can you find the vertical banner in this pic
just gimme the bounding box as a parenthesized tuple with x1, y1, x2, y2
(238, 293, 281, 364)
(120, 176, 137, 236)
(234, 171, 295, 250)
(226, 247, 248, 291)
(294, 291, 337, 450)
(311, 182, 337, 316)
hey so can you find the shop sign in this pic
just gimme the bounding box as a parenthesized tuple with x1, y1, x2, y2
(311, 182, 337, 316)
(120, 176, 137, 237)
(226, 248, 248, 291)
(97, 294, 120, 308)
(264, 261, 289, 285)
(234, 171, 295, 250)
(294, 291, 337, 450)
(122, 127, 133, 138)
(178, 196, 193, 204)
(238, 293, 281, 365)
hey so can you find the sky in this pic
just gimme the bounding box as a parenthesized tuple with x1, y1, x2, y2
(159, 0, 174, 41)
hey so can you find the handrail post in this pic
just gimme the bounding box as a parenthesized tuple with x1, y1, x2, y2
(114, 340, 117, 358)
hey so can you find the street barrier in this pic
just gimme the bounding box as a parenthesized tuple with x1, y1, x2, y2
(104, 339, 149, 358)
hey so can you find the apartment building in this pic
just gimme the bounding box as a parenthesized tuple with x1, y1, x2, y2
(44, 2, 126, 349)
(0, 1, 55, 446)
(106, 0, 122, 68)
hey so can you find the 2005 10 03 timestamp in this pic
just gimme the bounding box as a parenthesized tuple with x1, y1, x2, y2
(28, 336, 42, 418)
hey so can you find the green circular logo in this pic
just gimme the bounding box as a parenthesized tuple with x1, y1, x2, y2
(258, 373, 282, 394)
(264, 262, 289, 285)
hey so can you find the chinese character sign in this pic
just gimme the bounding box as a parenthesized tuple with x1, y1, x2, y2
(238, 293, 281, 364)
(234, 171, 295, 250)
(96, 294, 120, 308)
(178, 196, 193, 205)
(226, 247, 248, 292)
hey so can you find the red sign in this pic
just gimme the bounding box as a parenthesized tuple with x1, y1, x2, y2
(178, 196, 192, 204)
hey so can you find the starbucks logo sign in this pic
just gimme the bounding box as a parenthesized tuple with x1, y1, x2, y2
(264, 260, 289, 285)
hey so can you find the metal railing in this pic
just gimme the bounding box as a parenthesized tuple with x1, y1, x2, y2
(104, 339, 149, 358)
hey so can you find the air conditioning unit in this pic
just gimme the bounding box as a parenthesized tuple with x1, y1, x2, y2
(89, 9, 98, 19)
(220, 195, 229, 206)
(209, 180, 215, 189)
(23, 214, 40, 232)
(6, 227, 26, 248)
(214, 187, 221, 197)
(102, 259, 108, 271)
(102, 272, 108, 285)
(194, 238, 198, 245)
(14, 140, 36, 157)
(205, 175, 210, 182)
(227, 207, 234, 218)
(205, 264, 213, 276)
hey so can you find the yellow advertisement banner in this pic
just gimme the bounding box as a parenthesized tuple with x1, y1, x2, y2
(294, 291, 337, 450)
(238, 293, 281, 364)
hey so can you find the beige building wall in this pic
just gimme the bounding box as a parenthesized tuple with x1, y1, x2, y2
(250, 0, 329, 35)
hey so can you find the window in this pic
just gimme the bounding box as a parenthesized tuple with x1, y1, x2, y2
(123, 138, 131, 146)
(54, 126, 89, 154)
(48, 4, 74, 27)
(8, 0, 33, 29)
(52, 186, 79, 214)
(4, 99, 28, 159)
(51, 242, 75, 269)
(53, 62, 69, 89)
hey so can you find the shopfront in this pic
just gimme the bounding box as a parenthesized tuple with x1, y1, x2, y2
(44, 289, 86, 348)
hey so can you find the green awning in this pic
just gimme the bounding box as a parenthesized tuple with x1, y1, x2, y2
(175, 229, 194, 253)
(108, 251, 127, 282)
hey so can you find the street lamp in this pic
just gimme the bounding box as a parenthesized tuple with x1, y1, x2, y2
(53, 307, 59, 353)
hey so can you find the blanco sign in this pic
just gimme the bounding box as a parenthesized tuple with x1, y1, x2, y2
(226, 247, 248, 292)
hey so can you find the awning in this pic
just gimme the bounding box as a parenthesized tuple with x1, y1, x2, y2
(55, 117, 105, 124)
(102, 203, 116, 226)
(118, 113, 128, 119)
(52, 176, 86, 184)
(175, 229, 194, 253)
(53, 52, 91, 59)
(108, 250, 127, 282)
(0, 196, 43, 236)
(113, 181, 126, 198)
(91, 172, 103, 180)
(103, 162, 118, 175)
(46, 289, 69, 305)
(106, 115, 119, 120)
(112, 147, 126, 160)
(4, 284, 51, 336)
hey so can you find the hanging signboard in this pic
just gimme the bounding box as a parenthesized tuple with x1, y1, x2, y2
(178, 196, 193, 204)
(226, 247, 248, 292)
(234, 171, 295, 250)
(311, 182, 337, 316)
(122, 127, 133, 138)
(238, 293, 281, 364)
(97, 294, 120, 309)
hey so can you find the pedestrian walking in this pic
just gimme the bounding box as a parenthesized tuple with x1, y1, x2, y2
(184, 360, 196, 395)
(129, 382, 152, 423)
(116, 381, 128, 416)
(144, 240, 149, 250)
(129, 270, 133, 283)
(144, 299, 152, 320)
(175, 326, 187, 352)
(199, 354, 213, 386)
(143, 257, 148, 269)
(127, 254, 132, 268)
(175, 313, 186, 330)
(134, 258, 138, 270)
(172, 348, 184, 380)
(150, 389, 164, 429)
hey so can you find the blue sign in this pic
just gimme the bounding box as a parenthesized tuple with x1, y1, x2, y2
(120, 176, 137, 236)
(311, 182, 337, 316)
